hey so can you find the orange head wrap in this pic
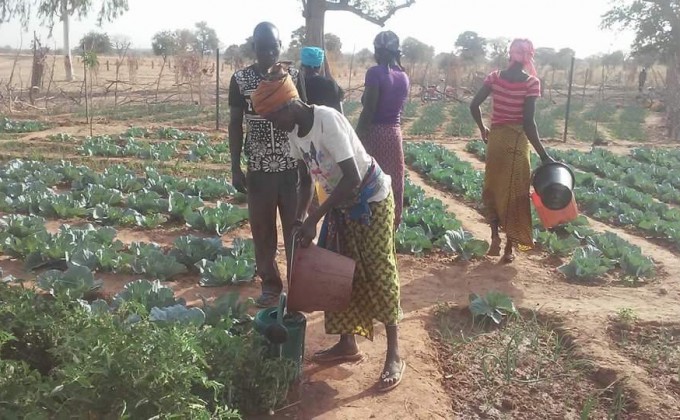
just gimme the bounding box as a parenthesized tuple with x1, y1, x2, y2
(251, 62, 300, 117)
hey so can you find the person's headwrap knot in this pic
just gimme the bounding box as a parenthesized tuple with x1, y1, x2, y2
(251, 62, 300, 117)
(374, 31, 401, 54)
(508, 38, 537, 77)
(301, 46, 324, 68)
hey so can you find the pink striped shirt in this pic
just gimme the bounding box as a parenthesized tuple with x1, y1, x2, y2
(484, 70, 541, 125)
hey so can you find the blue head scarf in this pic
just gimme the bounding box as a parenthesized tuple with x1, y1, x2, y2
(301, 46, 324, 68)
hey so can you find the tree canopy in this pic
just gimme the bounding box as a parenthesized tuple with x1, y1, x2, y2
(80, 31, 111, 54)
(455, 31, 487, 62)
(0, 0, 129, 32)
(402, 37, 435, 66)
(601, 0, 680, 61)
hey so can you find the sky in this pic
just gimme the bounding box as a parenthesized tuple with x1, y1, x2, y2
(0, 0, 634, 58)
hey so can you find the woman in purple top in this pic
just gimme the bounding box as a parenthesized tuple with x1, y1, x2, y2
(356, 31, 410, 229)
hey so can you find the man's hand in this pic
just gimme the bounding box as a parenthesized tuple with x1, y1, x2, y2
(231, 168, 247, 193)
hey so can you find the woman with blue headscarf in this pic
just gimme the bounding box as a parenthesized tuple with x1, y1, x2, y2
(300, 46, 344, 112)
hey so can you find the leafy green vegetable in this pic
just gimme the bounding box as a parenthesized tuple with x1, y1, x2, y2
(36, 265, 103, 299)
(533, 229, 580, 257)
(468, 291, 517, 324)
(89, 204, 139, 226)
(185, 202, 248, 235)
(38, 193, 88, 219)
(128, 242, 187, 281)
(169, 235, 225, 267)
(437, 228, 489, 260)
(196, 256, 256, 287)
(112, 279, 184, 311)
(126, 189, 169, 214)
(77, 184, 124, 207)
(559, 246, 615, 281)
(168, 191, 203, 220)
(396, 225, 433, 255)
(149, 304, 206, 327)
(0, 214, 47, 238)
(191, 177, 238, 201)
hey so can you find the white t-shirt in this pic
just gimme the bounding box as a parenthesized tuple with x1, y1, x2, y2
(288, 106, 391, 203)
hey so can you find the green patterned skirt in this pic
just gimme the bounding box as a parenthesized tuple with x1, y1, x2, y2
(324, 193, 401, 340)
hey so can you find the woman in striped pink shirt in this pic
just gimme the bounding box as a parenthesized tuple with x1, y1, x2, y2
(470, 38, 553, 263)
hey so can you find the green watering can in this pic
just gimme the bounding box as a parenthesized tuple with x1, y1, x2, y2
(254, 292, 306, 378)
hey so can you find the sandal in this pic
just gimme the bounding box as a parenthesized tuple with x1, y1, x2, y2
(254, 291, 281, 308)
(378, 360, 406, 393)
(311, 348, 364, 364)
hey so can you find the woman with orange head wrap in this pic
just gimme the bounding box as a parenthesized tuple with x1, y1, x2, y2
(253, 73, 405, 393)
(469, 38, 554, 263)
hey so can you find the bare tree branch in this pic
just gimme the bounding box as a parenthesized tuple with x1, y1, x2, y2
(325, 0, 416, 26)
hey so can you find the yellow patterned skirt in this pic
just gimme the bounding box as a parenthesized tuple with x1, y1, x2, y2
(483, 124, 534, 249)
(324, 193, 401, 340)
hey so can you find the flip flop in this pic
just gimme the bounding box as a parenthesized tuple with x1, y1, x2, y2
(378, 360, 406, 393)
(311, 349, 364, 364)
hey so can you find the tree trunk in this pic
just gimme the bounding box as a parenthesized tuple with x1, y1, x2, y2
(62, 0, 74, 81)
(305, 0, 326, 48)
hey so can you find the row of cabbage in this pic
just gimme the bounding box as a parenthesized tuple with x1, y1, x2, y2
(397, 176, 489, 259)
(407, 141, 655, 284)
(49, 126, 230, 163)
(550, 147, 680, 205)
(0, 160, 247, 233)
(0, 215, 255, 286)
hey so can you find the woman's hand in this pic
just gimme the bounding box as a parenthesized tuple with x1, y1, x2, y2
(480, 125, 490, 143)
(541, 153, 555, 164)
(293, 218, 317, 248)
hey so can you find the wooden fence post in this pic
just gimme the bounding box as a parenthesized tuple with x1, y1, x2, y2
(563, 56, 576, 142)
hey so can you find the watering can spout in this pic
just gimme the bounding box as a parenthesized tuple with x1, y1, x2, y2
(264, 293, 289, 346)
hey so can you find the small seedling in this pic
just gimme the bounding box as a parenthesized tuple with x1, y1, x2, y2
(616, 308, 638, 325)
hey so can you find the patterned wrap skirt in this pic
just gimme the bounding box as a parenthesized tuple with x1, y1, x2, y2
(363, 124, 405, 228)
(483, 124, 534, 249)
(322, 193, 401, 340)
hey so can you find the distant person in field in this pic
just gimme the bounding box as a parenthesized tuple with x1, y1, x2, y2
(356, 31, 409, 229)
(251, 64, 404, 392)
(228, 22, 305, 307)
(639, 67, 648, 93)
(469, 38, 554, 263)
(300, 46, 344, 112)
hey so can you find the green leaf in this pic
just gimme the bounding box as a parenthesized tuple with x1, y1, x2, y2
(36, 266, 102, 299)
(113, 279, 184, 311)
(149, 304, 205, 327)
(196, 256, 255, 287)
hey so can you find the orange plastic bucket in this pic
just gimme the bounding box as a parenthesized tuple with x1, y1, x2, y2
(531, 191, 579, 229)
(287, 242, 355, 313)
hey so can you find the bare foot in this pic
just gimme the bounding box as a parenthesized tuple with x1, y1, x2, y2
(488, 236, 501, 256)
(502, 242, 515, 263)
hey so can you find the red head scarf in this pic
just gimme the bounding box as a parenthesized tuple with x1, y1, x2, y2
(508, 38, 537, 77)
